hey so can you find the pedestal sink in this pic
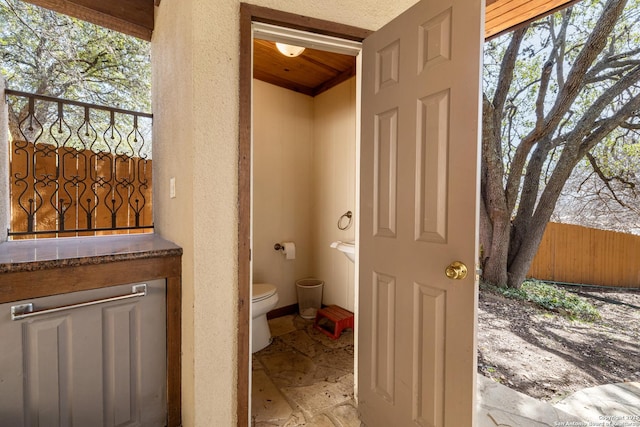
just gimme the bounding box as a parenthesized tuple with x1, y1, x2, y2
(330, 240, 355, 263)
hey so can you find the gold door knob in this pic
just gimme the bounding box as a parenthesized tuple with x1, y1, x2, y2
(445, 261, 468, 280)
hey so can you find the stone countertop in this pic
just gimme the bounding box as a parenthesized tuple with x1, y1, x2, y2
(0, 234, 182, 274)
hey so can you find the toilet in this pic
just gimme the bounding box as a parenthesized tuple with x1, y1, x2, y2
(252, 283, 279, 353)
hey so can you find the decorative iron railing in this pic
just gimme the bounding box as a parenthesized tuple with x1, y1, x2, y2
(5, 89, 153, 238)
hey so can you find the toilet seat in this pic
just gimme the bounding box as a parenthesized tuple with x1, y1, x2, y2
(252, 283, 277, 302)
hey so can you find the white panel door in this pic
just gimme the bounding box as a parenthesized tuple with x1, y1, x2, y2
(359, 0, 483, 425)
(0, 280, 167, 427)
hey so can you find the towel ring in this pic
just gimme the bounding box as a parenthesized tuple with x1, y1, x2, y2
(338, 211, 353, 230)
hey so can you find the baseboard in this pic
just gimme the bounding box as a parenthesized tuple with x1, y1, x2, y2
(267, 303, 333, 319)
(267, 303, 298, 319)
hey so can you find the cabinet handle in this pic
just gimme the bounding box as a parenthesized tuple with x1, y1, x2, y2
(11, 284, 147, 321)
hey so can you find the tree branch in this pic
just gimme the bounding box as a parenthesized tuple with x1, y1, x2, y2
(586, 152, 634, 207)
(550, 9, 572, 91)
(535, 61, 553, 127)
(539, 0, 626, 137)
(505, 0, 630, 212)
(565, 64, 640, 147)
(578, 91, 640, 156)
(492, 27, 528, 119)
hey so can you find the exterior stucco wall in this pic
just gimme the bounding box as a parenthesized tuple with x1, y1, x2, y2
(152, 1, 418, 425)
(151, 0, 196, 425)
(0, 78, 8, 242)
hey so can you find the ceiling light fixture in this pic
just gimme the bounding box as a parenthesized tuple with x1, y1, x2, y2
(275, 42, 305, 58)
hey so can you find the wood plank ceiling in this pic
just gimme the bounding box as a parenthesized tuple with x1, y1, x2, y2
(485, 0, 580, 39)
(253, 39, 356, 97)
(22, 0, 579, 95)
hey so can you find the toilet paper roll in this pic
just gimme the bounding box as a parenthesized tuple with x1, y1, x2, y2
(282, 241, 296, 260)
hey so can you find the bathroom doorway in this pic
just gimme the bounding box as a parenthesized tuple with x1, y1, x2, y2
(237, 7, 371, 424)
(249, 19, 364, 425)
(240, 1, 485, 425)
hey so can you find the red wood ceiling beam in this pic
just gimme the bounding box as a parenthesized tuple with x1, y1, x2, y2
(486, 0, 580, 39)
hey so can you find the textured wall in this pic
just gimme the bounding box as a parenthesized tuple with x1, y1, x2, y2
(312, 78, 357, 311)
(253, 80, 314, 308)
(152, 1, 419, 425)
(151, 0, 197, 425)
(253, 78, 357, 311)
(0, 79, 8, 242)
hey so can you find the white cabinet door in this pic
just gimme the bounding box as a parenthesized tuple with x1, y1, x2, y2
(0, 279, 167, 427)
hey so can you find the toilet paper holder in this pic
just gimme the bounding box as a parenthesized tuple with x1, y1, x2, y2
(274, 242, 296, 260)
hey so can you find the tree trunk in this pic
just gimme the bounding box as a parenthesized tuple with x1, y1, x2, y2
(480, 105, 513, 287)
(507, 215, 551, 288)
(479, 0, 634, 289)
(481, 210, 511, 287)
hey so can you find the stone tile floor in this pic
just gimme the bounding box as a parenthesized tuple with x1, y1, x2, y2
(252, 314, 360, 427)
(253, 314, 632, 426)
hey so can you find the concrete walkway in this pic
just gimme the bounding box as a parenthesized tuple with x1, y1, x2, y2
(555, 382, 640, 422)
(478, 375, 583, 427)
(478, 375, 640, 426)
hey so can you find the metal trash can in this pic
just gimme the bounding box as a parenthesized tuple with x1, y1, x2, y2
(295, 278, 324, 319)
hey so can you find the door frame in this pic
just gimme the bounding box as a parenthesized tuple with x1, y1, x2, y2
(237, 4, 371, 425)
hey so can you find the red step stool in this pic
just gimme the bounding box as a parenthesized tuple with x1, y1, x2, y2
(313, 305, 354, 340)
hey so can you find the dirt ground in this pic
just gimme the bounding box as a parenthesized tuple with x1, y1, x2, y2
(477, 285, 640, 402)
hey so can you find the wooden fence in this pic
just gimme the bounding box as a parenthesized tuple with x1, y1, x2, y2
(528, 222, 640, 288)
(10, 139, 153, 239)
(5, 89, 153, 239)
